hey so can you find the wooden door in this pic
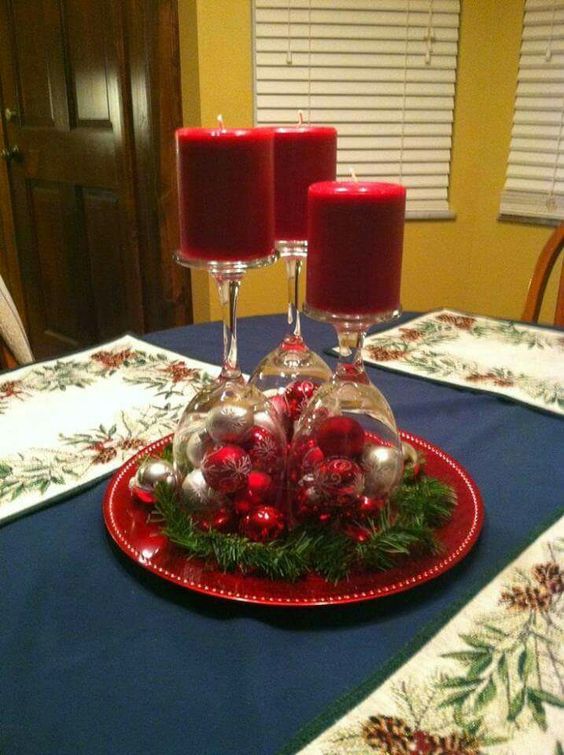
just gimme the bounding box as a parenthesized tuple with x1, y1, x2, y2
(0, 0, 146, 359)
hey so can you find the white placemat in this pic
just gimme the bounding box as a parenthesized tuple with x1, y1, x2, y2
(299, 514, 564, 754)
(0, 335, 220, 523)
(354, 310, 564, 416)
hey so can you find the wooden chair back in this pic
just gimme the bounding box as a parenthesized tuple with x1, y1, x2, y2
(522, 224, 564, 327)
(0, 273, 33, 370)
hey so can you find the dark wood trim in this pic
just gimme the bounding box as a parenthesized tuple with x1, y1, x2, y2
(0, 0, 27, 327)
(126, 0, 192, 330)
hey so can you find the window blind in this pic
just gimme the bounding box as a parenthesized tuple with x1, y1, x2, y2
(253, 0, 460, 218)
(500, 0, 564, 224)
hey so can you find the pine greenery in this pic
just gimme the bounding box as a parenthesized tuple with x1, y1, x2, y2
(154, 467, 456, 584)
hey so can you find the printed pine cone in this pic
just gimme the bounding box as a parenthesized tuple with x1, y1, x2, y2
(423, 731, 480, 754)
(532, 562, 564, 595)
(500, 584, 552, 612)
(362, 715, 413, 754)
(362, 715, 481, 755)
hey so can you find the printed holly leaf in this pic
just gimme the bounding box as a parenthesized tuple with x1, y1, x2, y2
(528, 688, 564, 709)
(441, 650, 487, 663)
(439, 677, 480, 689)
(438, 688, 475, 708)
(468, 652, 492, 679)
(527, 693, 547, 731)
(518, 646, 534, 682)
(0, 463, 13, 478)
(497, 653, 509, 684)
(474, 678, 496, 711)
(459, 634, 493, 650)
(463, 717, 483, 737)
(507, 688, 526, 721)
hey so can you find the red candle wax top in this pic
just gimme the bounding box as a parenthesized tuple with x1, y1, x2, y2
(176, 127, 274, 263)
(270, 126, 337, 241)
(306, 181, 406, 317)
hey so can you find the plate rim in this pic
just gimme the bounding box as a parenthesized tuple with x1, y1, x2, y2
(103, 431, 485, 607)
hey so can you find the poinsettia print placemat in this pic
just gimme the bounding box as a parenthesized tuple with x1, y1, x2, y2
(354, 310, 563, 416)
(290, 515, 564, 754)
(0, 335, 220, 524)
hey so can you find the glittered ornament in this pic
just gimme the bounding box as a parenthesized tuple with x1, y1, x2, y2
(186, 427, 214, 468)
(181, 469, 228, 511)
(243, 425, 281, 473)
(361, 443, 404, 498)
(301, 444, 324, 475)
(129, 458, 178, 505)
(285, 379, 318, 422)
(201, 444, 252, 494)
(240, 505, 286, 542)
(205, 402, 254, 444)
(341, 495, 385, 524)
(196, 506, 237, 533)
(317, 416, 365, 458)
(342, 524, 371, 543)
(313, 457, 364, 501)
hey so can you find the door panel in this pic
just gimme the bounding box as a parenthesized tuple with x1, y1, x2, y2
(0, 0, 191, 359)
(0, 0, 143, 359)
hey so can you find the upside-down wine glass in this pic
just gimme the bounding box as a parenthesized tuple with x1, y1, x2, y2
(172, 120, 289, 522)
(287, 179, 408, 536)
(249, 116, 337, 428)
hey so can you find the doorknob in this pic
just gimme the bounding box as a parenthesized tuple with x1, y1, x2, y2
(1, 145, 22, 163)
(4, 107, 19, 122)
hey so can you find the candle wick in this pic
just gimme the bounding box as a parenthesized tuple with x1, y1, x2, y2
(217, 114, 225, 131)
(350, 167, 358, 183)
(297, 110, 304, 126)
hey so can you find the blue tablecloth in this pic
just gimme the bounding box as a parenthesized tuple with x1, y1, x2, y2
(1, 313, 562, 755)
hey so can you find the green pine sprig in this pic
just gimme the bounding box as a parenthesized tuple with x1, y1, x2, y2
(154, 464, 457, 584)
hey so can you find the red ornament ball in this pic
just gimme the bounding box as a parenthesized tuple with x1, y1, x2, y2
(313, 457, 364, 501)
(342, 524, 372, 543)
(196, 506, 237, 533)
(243, 425, 281, 473)
(285, 379, 318, 422)
(293, 486, 333, 526)
(201, 444, 252, 494)
(233, 471, 274, 515)
(301, 444, 324, 475)
(317, 416, 365, 458)
(269, 393, 292, 436)
(356, 495, 386, 520)
(240, 505, 286, 543)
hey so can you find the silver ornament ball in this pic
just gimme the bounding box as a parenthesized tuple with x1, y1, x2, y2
(129, 458, 178, 503)
(186, 427, 214, 468)
(361, 443, 404, 498)
(205, 402, 254, 444)
(181, 469, 227, 512)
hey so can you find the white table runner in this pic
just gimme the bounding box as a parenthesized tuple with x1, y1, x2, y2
(299, 514, 564, 754)
(353, 310, 564, 416)
(0, 335, 220, 523)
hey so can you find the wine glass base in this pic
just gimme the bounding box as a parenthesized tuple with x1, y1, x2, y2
(276, 240, 308, 259)
(303, 302, 402, 329)
(250, 334, 332, 392)
(173, 251, 277, 275)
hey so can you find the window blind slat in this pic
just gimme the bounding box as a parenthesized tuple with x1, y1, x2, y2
(254, 0, 460, 218)
(501, 0, 564, 221)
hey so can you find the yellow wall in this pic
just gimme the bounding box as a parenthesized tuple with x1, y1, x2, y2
(178, 0, 559, 325)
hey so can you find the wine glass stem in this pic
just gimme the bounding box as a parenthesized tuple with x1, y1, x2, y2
(335, 326, 369, 382)
(213, 273, 243, 382)
(285, 256, 303, 338)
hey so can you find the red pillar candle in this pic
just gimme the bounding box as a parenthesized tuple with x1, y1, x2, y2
(176, 127, 275, 263)
(306, 181, 406, 316)
(272, 126, 337, 241)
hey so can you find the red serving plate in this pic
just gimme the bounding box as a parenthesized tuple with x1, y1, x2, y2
(103, 432, 484, 607)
